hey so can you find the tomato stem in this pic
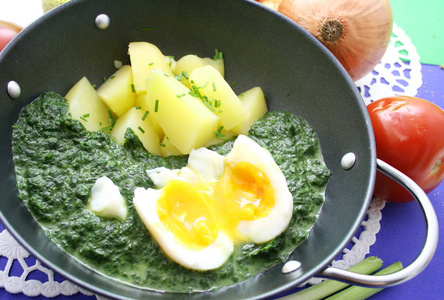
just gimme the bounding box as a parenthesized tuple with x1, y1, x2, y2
(431, 157, 442, 175)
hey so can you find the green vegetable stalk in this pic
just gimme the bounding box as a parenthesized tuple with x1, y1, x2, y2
(284, 257, 403, 300)
(285, 256, 382, 299)
(325, 261, 403, 300)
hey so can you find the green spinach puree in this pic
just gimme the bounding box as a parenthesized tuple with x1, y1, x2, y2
(12, 92, 331, 292)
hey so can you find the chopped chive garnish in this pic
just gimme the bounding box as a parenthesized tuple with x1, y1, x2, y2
(176, 93, 186, 98)
(131, 84, 136, 93)
(175, 74, 184, 81)
(182, 71, 189, 79)
(193, 85, 203, 98)
(142, 110, 149, 121)
(108, 110, 116, 127)
(213, 49, 223, 60)
(135, 106, 142, 109)
(101, 126, 113, 132)
(141, 27, 155, 31)
(110, 75, 116, 79)
(99, 122, 103, 126)
(201, 81, 209, 89)
(189, 84, 203, 98)
(92, 84, 97, 88)
(188, 90, 199, 98)
(203, 100, 215, 111)
(218, 109, 223, 113)
(103, 77, 107, 82)
(154, 100, 159, 112)
(212, 82, 217, 92)
(213, 131, 228, 140)
(138, 126, 145, 133)
(160, 143, 166, 147)
(80, 114, 90, 122)
(231, 81, 237, 86)
(148, 62, 154, 66)
(217, 125, 224, 132)
(214, 99, 221, 108)
(168, 56, 175, 67)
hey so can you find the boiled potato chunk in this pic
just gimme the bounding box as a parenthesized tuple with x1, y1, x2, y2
(160, 136, 182, 157)
(146, 69, 220, 154)
(111, 107, 161, 156)
(135, 93, 164, 139)
(189, 65, 247, 130)
(231, 87, 268, 135)
(128, 42, 174, 94)
(97, 65, 136, 117)
(65, 77, 111, 132)
(175, 54, 224, 88)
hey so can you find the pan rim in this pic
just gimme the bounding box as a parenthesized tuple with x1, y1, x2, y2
(0, 0, 377, 298)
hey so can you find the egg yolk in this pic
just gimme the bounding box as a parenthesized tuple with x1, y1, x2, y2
(213, 161, 275, 240)
(156, 161, 276, 248)
(156, 180, 219, 249)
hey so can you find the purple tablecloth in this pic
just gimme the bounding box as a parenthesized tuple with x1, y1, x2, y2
(364, 64, 444, 299)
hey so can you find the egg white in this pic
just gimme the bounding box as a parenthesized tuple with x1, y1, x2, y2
(87, 176, 127, 221)
(146, 147, 225, 187)
(226, 135, 293, 244)
(133, 187, 234, 271)
(187, 147, 225, 182)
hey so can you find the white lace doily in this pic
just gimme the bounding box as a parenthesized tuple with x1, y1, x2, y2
(0, 23, 422, 298)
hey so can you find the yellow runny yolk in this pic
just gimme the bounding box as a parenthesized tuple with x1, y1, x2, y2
(156, 180, 219, 250)
(156, 161, 276, 249)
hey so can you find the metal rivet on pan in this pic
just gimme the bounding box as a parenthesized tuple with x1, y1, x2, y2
(95, 14, 110, 30)
(7, 81, 21, 99)
(341, 152, 356, 170)
(282, 260, 302, 274)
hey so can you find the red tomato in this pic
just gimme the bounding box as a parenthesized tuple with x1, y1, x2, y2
(0, 26, 20, 52)
(367, 96, 444, 203)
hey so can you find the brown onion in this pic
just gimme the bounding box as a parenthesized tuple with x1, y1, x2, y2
(262, 0, 393, 81)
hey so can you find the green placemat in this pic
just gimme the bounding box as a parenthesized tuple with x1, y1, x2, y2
(390, 0, 444, 65)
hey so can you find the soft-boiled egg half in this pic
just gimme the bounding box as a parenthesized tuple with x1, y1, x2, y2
(133, 135, 293, 271)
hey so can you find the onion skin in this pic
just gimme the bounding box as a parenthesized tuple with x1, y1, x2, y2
(0, 20, 22, 32)
(276, 0, 393, 81)
(259, 0, 281, 10)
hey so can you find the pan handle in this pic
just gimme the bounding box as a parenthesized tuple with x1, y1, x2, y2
(318, 159, 439, 287)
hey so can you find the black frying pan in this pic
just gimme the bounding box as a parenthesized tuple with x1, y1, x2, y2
(0, 0, 437, 299)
